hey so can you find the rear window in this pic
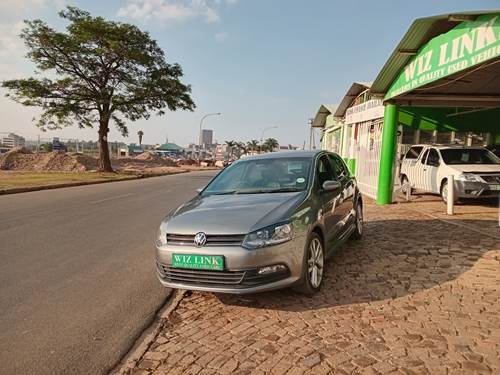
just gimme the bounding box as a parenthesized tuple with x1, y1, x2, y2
(405, 146, 423, 160)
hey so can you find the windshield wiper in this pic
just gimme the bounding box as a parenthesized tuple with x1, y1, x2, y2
(265, 187, 303, 193)
(208, 190, 238, 195)
(235, 187, 302, 194)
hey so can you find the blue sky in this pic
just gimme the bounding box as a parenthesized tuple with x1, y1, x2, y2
(0, 0, 499, 147)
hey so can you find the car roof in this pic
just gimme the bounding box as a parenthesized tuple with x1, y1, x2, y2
(410, 144, 488, 150)
(238, 150, 322, 161)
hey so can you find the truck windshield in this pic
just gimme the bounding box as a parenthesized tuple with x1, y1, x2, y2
(202, 157, 312, 195)
(440, 148, 500, 165)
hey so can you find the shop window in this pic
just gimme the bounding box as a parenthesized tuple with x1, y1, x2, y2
(436, 132, 452, 144)
(401, 127, 416, 144)
(419, 131, 434, 144)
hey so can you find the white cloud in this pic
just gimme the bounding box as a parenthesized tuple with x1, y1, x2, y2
(117, 0, 236, 24)
(214, 31, 228, 42)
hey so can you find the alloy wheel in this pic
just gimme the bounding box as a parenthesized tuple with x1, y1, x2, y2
(308, 238, 324, 288)
(356, 203, 363, 235)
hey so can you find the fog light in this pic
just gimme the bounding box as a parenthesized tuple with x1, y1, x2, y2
(257, 264, 287, 275)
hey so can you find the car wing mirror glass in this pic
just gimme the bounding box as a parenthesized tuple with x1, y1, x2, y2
(322, 180, 341, 191)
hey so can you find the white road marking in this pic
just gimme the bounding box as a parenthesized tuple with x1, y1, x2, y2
(90, 193, 133, 204)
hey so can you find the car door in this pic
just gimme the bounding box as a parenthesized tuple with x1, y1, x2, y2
(423, 148, 441, 193)
(327, 153, 354, 232)
(413, 148, 429, 190)
(315, 154, 341, 245)
(402, 146, 423, 180)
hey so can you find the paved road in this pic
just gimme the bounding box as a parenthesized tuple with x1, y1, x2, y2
(0, 170, 217, 375)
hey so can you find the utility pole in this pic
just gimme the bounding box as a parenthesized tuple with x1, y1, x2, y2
(308, 119, 314, 150)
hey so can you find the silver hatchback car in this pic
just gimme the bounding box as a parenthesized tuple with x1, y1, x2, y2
(155, 150, 363, 294)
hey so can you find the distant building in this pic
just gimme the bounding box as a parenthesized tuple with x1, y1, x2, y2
(0, 133, 25, 149)
(201, 129, 213, 147)
(155, 142, 183, 157)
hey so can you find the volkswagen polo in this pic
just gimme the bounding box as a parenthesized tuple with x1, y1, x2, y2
(155, 150, 363, 294)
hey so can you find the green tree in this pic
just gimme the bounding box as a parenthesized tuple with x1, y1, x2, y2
(137, 130, 144, 148)
(224, 140, 236, 159)
(263, 138, 279, 152)
(2, 7, 195, 171)
(247, 139, 259, 152)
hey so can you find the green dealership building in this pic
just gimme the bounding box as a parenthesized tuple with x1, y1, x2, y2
(316, 10, 500, 204)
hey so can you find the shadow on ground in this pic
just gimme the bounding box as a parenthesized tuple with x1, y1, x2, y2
(217, 217, 499, 312)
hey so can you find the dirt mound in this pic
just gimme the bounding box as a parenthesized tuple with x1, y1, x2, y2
(177, 159, 198, 166)
(0, 150, 94, 172)
(135, 151, 162, 161)
(114, 153, 178, 170)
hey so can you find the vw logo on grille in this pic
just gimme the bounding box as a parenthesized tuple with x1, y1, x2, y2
(193, 232, 207, 247)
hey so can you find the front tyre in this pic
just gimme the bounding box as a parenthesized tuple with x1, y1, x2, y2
(293, 233, 324, 295)
(440, 179, 457, 204)
(350, 200, 363, 240)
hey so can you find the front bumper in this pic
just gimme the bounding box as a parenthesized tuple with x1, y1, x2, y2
(155, 236, 307, 294)
(455, 181, 500, 199)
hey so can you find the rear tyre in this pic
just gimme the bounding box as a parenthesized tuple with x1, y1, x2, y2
(350, 200, 363, 240)
(293, 233, 324, 295)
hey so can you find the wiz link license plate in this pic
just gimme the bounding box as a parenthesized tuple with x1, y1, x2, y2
(172, 254, 224, 271)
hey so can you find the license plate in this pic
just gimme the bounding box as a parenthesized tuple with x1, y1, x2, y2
(490, 184, 500, 191)
(172, 254, 224, 271)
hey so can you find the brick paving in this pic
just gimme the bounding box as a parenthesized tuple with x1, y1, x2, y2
(129, 200, 500, 374)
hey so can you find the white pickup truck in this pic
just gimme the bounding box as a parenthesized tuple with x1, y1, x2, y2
(400, 145, 500, 202)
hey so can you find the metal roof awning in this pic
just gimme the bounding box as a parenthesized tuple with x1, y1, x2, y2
(371, 10, 500, 107)
(312, 104, 338, 128)
(333, 82, 372, 118)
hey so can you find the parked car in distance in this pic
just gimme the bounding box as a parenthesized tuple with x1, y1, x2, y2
(400, 144, 500, 202)
(155, 150, 363, 295)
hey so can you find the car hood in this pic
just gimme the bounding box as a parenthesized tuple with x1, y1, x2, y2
(163, 192, 306, 235)
(448, 164, 500, 173)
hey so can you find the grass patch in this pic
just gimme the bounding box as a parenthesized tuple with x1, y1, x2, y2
(0, 171, 135, 190)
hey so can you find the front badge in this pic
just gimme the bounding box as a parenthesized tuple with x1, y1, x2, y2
(194, 232, 207, 247)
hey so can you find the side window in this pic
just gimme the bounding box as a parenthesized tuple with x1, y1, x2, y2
(426, 148, 440, 166)
(328, 154, 349, 180)
(420, 149, 429, 165)
(405, 146, 423, 160)
(316, 155, 335, 187)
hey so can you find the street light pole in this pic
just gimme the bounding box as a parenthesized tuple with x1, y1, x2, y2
(199, 113, 221, 147)
(260, 126, 278, 153)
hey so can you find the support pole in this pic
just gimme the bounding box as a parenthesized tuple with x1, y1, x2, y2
(447, 175, 454, 215)
(376, 104, 398, 205)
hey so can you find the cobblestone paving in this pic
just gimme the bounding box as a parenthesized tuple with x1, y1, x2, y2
(131, 201, 500, 374)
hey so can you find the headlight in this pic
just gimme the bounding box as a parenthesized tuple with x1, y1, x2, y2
(242, 223, 293, 249)
(155, 226, 167, 247)
(457, 173, 482, 182)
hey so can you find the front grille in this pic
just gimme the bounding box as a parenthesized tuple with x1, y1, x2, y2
(480, 174, 500, 183)
(157, 263, 290, 288)
(166, 233, 245, 246)
(158, 264, 245, 285)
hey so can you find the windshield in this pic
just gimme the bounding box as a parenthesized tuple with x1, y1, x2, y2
(440, 148, 500, 165)
(202, 157, 312, 195)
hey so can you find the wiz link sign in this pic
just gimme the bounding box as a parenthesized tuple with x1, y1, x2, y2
(386, 14, 500, 99)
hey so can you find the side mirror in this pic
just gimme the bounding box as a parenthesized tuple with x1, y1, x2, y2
(322, 180, 341, 191)
(196, 187, 204, 193)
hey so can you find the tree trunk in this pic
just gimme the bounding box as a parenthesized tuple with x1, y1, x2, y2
(98, 119, 113, 172)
